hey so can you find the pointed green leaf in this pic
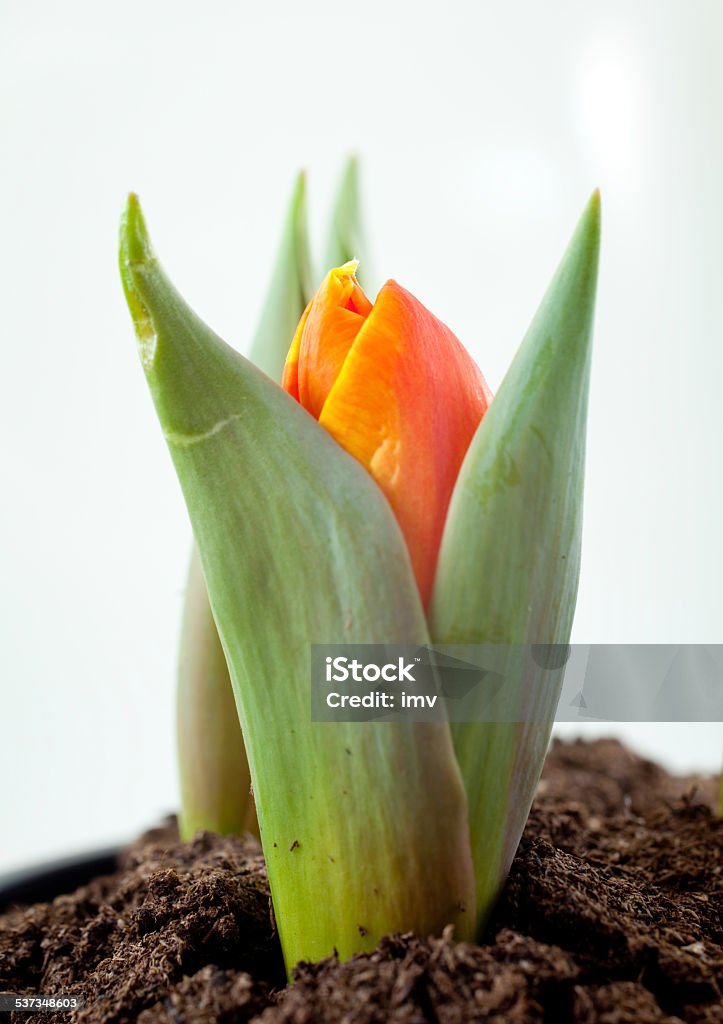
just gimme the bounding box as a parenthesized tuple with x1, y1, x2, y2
(430, 193, 601, 930)
(120, 195, 476, 973)
(323, 156, 372, 288)
(249, 171, 314, 379)
(177, 173, 313, 840)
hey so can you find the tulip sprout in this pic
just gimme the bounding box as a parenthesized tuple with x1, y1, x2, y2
(119, 170, 600, 975)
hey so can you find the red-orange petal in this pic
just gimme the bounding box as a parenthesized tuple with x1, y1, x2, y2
(283, 262, 372, 419)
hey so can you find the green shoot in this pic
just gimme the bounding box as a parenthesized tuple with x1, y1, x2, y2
(430, 193, 601, 930)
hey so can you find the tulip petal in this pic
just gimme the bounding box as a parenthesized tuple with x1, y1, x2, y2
(177, 173, 313, 841)
(318, 279, 492, 607)
(284, 262, 372, 418)
(429, 193, 601, 932)
(120, 195, 476, 973)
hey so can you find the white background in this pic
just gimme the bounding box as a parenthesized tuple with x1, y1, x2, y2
(1, 0, 721, 873)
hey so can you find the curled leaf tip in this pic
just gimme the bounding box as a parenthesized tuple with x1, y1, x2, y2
(120, 192, 154, 268)
(119, 193, 157, 368)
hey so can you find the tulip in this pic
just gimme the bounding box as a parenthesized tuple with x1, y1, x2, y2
(119, 179, 600, 976)
(282, 263, 493, 606)
(119, 189, 477, 976)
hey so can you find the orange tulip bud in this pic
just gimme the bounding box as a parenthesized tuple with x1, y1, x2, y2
(283, 262, 492, 606)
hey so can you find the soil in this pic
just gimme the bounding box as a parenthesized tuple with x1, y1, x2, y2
(0, 739, 721, 1023)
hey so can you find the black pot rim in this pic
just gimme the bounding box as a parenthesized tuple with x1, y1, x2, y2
(0, 848, 120, 913)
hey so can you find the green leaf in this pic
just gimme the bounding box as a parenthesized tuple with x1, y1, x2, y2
(323, 156, 372, 288)
(429, 192, 601, 931)
(177, 547, 257, 839)
(177, 173, 313, 840)
(249, 171, 314, 379)
(120, 194, 476, 973)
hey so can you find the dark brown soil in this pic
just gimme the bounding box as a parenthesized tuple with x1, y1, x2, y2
(1, 739, 720, 1023)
